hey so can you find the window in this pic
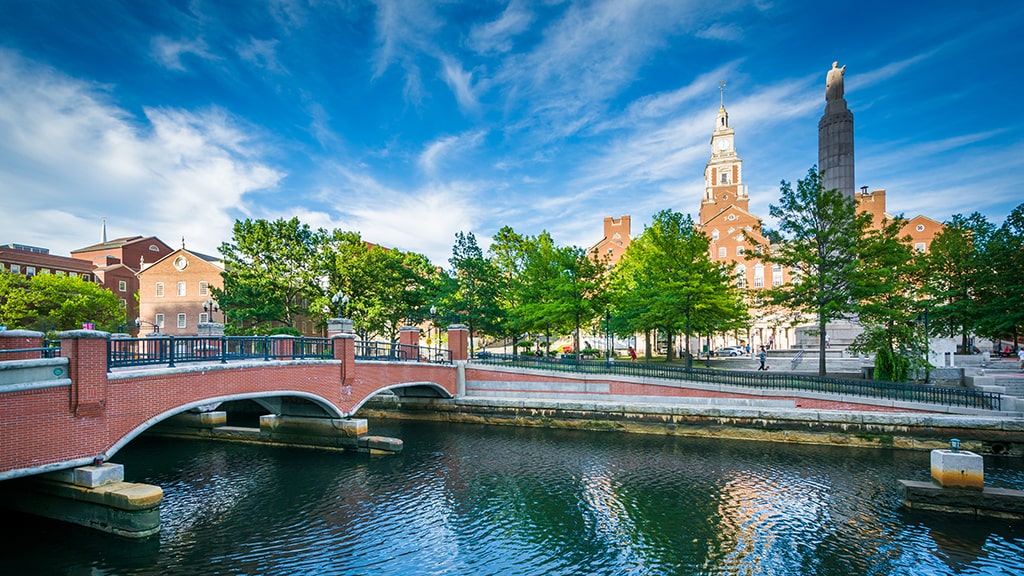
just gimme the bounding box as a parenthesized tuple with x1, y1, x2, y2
(727, 214, 736, 221)
(915, 242, 926, 253)
(177, 281, 186, 296)
(718, 247, 726, 259)
(773, 264, 783, 287)
(56, 270, 65, 277)
(119, 280, 127, 292)
(26, 267, 35, 276)
(177, 313, 186, 329)
(149, 244, 160, 252)
(155, 313, 165, 329)
(712, 229, 720, 240)
(10, 264, 19, 274)
(156, 282, 164, 297)
(916, 224, 925, 232)
(754, 264, 764, 288)
(200, 281, 209, 295)
(120, 299, 127, 309)
(736, 265, 746, 289)
(69, 272, 77, 277)
(736, 246, 745, 256)
(41, 268, 50, 274)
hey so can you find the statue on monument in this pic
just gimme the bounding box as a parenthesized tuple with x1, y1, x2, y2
(826, 61, 846, 101)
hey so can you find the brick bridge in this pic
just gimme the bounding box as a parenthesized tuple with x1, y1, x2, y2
(0, 326, 475, 482)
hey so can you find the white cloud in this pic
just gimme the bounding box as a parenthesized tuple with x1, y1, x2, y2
(0, 50, 283, 257)
(440, 56, 479, 113)
(467, 0, 534, 54)
(418, 130, 486, 176)
(150, 35, 216, 71)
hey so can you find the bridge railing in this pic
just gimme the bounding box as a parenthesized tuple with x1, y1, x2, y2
(471, 352, 1002, 411)
(0, 340, 61, 360)
(355, 340, 452, 364)
(108, 336, 334, 370)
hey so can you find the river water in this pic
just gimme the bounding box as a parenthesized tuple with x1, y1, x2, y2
(4, 420, 1024, 575)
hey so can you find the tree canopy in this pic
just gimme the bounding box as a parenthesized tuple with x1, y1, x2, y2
(0, 271, 124, 333)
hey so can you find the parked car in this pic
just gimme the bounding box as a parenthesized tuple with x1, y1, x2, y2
(713, 346, 745, 357)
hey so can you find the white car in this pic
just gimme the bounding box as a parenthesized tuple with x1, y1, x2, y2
(713, 346, 745, 357)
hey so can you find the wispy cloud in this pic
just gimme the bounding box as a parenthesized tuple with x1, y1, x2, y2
(467, 0, 534, 54)
(418, 131, 486, 176)
(150, 35, 216, 71)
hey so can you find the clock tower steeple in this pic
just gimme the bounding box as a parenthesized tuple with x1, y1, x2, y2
(700, 81, 748, 225)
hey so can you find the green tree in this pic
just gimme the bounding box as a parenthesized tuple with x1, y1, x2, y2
(974, 203, 1024, 348)
(0, 271, 123, 332)
(920, 212, 994, 352)
(751, 167, 872, 375)
(488, 226, 531, 354)
(848, 216, 925, 381)
(610, 210, 745, 365)
(448, 232, 501, 354)
(216, 217, 326, 334)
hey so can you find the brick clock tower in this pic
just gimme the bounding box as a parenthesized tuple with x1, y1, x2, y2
(699, 89, 748, 226)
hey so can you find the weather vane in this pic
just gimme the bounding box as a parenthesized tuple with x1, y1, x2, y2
(719, 80, 726, 107)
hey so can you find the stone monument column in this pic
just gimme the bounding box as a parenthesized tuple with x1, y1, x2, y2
(818, 61, 854, 198)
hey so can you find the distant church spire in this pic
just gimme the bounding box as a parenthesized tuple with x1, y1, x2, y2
(102, 218, 107, 243)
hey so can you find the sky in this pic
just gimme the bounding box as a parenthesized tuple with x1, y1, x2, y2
(1, 1, 1022, 268)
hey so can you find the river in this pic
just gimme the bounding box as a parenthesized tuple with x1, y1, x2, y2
(4, 420, 1024, 575)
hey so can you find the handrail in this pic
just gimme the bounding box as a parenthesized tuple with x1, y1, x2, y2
(107, 336, 334, 370)
(354, 340, 452, 364)
(470, 352, 1002, 412)
(791, 350, 805, 371)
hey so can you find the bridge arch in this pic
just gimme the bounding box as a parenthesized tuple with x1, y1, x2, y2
(348, 380, 454, 415)
(102, 391, 346, 461)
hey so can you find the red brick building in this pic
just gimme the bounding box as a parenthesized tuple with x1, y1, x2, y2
(137, 248, 224, 336)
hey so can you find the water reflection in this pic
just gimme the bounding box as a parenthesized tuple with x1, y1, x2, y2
(1, 421, 1022, 575)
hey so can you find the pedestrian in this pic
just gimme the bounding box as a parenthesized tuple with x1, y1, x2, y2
(757, 346, 767, 371)
(628, 346, 637, 362)
(1018, 348, 1024, 372)
(824, 333, 830, 348)
(767, 334, 774, 350)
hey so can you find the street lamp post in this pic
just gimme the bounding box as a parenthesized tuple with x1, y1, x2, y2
(331, 291, 350, 318)
(203, 299, 219, 322)
(135, 317, 159, 335)
(430, 305, 437, 361)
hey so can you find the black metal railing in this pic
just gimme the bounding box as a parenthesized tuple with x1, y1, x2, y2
(354, 340, 452, 364)
(107, 336, 334, 369)
(470, 352, 1003, 411)
(0, 340, 61, 359)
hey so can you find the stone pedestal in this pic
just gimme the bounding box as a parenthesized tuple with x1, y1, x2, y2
(327, 318, 354, 336)
(818, 100, 855, 198)
(931, 449, 984, 490)
(0, 463, 163, 538)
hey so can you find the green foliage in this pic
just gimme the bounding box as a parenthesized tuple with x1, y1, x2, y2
(873, 347, 910, 382)
(269, 326, 302, 336)
(0, 270, 123, 332)
(216, 217, 326, 334)
(920, 212, 995, 350)
(752, 167, 872, 375)
(847, 214, 928, 381)
(609, 209, 746, 363)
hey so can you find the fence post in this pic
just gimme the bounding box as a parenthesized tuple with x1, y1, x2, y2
(58, 329, 110, 417)
(399, 326, 420, 361)
(447, 324, 469, 361)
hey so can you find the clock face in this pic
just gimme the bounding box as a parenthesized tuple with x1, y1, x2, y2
(718, 139, 729, 150)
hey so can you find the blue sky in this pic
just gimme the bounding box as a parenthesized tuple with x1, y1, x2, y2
(1, 1, 1022, 267)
